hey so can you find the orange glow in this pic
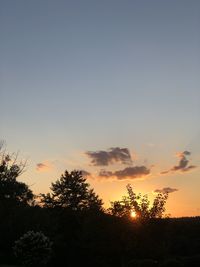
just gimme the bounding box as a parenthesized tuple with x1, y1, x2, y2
(130, 210, 137, 218)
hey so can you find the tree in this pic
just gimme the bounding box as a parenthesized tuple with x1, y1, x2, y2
(41, 170, 103, 211)
(0, 142, 34, 206)
(109, 184, 168, 220)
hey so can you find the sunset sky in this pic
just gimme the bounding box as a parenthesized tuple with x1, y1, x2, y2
(1, 0, 200, 217)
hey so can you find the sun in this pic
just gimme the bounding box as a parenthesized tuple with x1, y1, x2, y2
(130, 210, 137, 218)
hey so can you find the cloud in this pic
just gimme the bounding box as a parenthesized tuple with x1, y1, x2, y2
(154, 187, 178, 194)
(80, 170, 91, 177)
(86, 147, 133, 166)
(98, 166, 150, 180)
(181, 165, 196, 172)
(99, 169, 113, 177)
(161, 151, 197, 174)
(36, 162, 53, 172)
(114, 166, 150, 179)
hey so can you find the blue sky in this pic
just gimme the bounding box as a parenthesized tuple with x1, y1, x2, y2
(1, 0, 200, 216)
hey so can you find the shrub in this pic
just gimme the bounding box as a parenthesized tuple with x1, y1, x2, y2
(13, 231, 52, 266)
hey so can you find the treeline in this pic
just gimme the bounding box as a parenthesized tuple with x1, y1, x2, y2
(0, 145, 200, 267)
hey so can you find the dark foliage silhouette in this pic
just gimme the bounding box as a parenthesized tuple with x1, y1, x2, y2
(40, 170, 103, 211)
(0, 145, 200, 267)
(0, 143, 34, 206)
(109, 184, 168, 220)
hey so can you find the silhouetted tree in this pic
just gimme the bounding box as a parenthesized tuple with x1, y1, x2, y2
(0, 143, 34, 206)
(109, 184, 168, 220)
(41, 170, 103, 211)
(109, 198, 130, 217)
(149, 191, 168, 219)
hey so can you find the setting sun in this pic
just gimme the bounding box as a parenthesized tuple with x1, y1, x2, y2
(130, 210, 137, 218)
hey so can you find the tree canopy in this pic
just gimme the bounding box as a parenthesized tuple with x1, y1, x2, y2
(110, 184, 168, 220)
(0, 143, 34, 206)
(41, 170, 103, 211)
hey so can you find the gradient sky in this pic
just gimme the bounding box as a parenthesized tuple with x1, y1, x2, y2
(1, 0, 200, 217)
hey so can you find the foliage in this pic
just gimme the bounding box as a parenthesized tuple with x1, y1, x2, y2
(40, 170, 103, 211)
(109, 184, 168, 220)
(13, 231, 52, 267)
(0, 142, 34, 206)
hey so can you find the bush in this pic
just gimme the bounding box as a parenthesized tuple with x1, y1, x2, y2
(13, 231, 52, 266)
(160, 258, 184, 267)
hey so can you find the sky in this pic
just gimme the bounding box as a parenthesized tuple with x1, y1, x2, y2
(0, 0, 200, 217)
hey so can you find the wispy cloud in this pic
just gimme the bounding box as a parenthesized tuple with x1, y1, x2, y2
(161, 151, 197, 174)
(99, 169, 114, 178)
(36, 161, 53, 172)
(99, 166, 150, 180)
(154, 187, 178, 194)
(80, 170, 91, 177)
(85, 147, 133, 166)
